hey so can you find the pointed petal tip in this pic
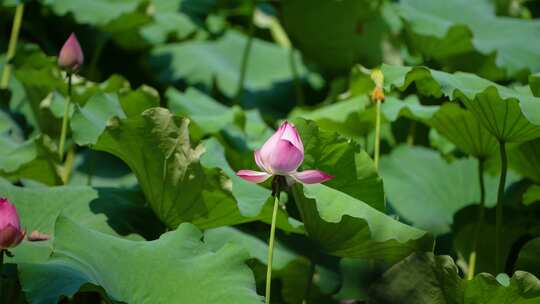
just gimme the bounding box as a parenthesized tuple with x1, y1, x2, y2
(292, 170, 334, 184)
(236, 170, 271, 184)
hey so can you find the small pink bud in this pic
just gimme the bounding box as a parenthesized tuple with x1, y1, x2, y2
(27, 230, 50, 242)
(0, 198, 26, 249)
(58, 33, 84, 73)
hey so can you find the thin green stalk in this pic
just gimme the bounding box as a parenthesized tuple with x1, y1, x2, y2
(0, 249, 4, 301)
(374, 99, 382, 169)
(302, 258, 316, 304)
(467, 158, 486, 280)
(406, 121, 416, 146)
(495, 142, 507, 274)
(59, 73, 72, 161)
(265, 193, 280, 303)
(235, 1, 256, 103)
(289, 48, 305, 106)
(1, 4, 24, 89)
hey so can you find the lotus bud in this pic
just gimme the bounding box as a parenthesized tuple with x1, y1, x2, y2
(0, 198, 26, 250)
(58, 33, 84, 73)
(237, 121, 333, 185)
(370, 68, 385, 103)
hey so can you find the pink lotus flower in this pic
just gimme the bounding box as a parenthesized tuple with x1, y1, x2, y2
(237, 121, 333, 185)
(58, 33, 84, 72)
(0, 198, 26, 250)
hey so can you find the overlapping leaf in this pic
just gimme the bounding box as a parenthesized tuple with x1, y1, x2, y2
(369, 253, 540, 304)
(150, 31, 307, 110)
(281, 0, 387, 70)
(379, 145, 504, 235)
(19, 217, 262, 304)
(396, 0, 540, 79)
(380, 64, 540, 142)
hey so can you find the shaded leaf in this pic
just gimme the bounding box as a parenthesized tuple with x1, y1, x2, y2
(291, 183, 433, 262)
(19, 216, 262, 304)
(381, 64, 540, 142)
(369, 252, 540, 304)
(396, 0, 540, 79)
(379, 145, 504, 235)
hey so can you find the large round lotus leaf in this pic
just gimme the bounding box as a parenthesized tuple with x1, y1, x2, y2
(281, 0, 385, 71)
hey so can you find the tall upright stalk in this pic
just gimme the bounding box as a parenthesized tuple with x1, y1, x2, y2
(495, 141, 507, 274)
(235, 0, 256, 103)
(265, 193, 280, 303)
(374, 99, 382, 169)
(0, 250, 4, 301)
(59, 73, 73, 161)
(467, 158, 486, 280)
(1, 4, 24, 89)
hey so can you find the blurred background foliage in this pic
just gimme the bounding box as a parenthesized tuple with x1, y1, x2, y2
(2, 0, 540, 303)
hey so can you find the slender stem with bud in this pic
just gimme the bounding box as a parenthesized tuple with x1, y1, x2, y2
(1, 4, 24, 89)
(59, 73, 72, 161)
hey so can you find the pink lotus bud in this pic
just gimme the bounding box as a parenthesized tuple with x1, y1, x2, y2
(58, 33, 84, 73)
(237, 121, 333, 185)
(0, 198, 26, 249)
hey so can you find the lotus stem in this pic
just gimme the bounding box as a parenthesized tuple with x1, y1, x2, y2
(235, 0, 256, 103)
(374, 99, 382, 169)
(302, 258, 316, 304)
(0, 4, 24, 89)
(59, 73, 72, 161)
(467, 158, 486, 280)
(495, 141, 507, 274)
(265, 192, 280, 303)
(0, 249, 4, 301)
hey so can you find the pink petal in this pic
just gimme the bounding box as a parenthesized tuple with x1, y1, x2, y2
(0, 224, 20, 249)
(27, 230, 50, 242)
(12, 228, 26, 247)
(259, 122, 288, 164)
(281, 122, 304, 153)
(236, 170, 271, 183)
(268, 140, 304, 174)
(58, 33, 84, 72)
(291, 170, 334, 184)
(254, 150, 270, 173)
(0, 198, 21, 230)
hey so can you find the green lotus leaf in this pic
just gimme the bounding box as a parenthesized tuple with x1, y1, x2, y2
(42, 0, 142, 27)
(515, 237, 540, 278)
(430, 103, 498, 158)
(281, 0, 386, 70)
(0, 178, 162, 265)
(379, 145, 505, 235)
(381, 64, 540, 142)
(369, 252, 540, 303)
(396, 0, 540, 79)
(523, 185, 540, 206)
(150, 31, 307, 110)
(293, 118, 385, 210)
(19, 216, 262, 304)
(508, 138, 540, 183)
(291, 183, 433, 262)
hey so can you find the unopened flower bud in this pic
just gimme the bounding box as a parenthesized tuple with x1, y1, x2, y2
(58, 33, 84, 73)
(0, 198, 26, 250)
